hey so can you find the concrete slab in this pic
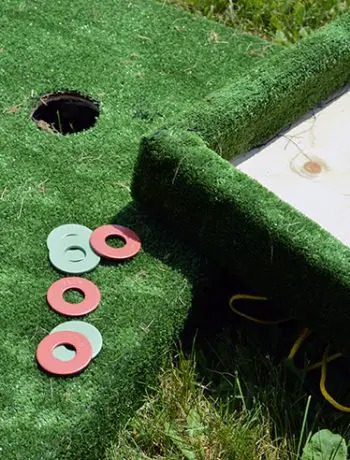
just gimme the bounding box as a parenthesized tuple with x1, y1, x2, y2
(232, 86, 350, 247)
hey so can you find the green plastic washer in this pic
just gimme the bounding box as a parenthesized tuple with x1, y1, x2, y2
(51, 321, 102, 361)
(49, 234, 100, 274)
(65, 247, 86, 262)
(47, 224, 92, 252)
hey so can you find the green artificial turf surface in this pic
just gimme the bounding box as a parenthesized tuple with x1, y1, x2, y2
(132, 13, 350, 355)
(0, 1, 278, 458)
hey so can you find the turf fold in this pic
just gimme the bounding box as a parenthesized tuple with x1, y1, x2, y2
(132, 13, 350, 354)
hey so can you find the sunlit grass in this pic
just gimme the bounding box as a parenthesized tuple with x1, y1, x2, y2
(106, 325, 350, 458)
(164, 0, 349, 43)
(106, 348, 292, 459)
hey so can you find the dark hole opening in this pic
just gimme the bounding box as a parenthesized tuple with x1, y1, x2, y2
(106, 236, 126, 249)
(31, 91, 100, 135)
(62, 344, 76, 352)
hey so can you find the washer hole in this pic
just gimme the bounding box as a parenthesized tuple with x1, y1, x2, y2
(64, 246, 86, 262)
(31, 91, 100, 135)
(62, 344, 76, 351)
(106, 236, 126, 248)
(64, 288, 85, 304)
(53, 344, 76, 361)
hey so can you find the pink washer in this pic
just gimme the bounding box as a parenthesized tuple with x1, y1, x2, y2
(47, 277, 101, 316)
(36, 331, 92, 376)
(90, 224, 141, 260)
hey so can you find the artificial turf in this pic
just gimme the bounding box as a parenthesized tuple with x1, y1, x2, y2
(132, 13, 350, 356)
(0, 0, 279, 458)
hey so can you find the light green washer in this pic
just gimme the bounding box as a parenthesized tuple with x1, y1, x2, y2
(52, 321, 103, 361)
(49, 234, 100, 274)
(47, 224, 93, 262)
(47, 224, 92, 251)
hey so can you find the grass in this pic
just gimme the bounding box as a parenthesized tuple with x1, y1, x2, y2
(106, 332, 350, 459)
(165, 0, 350, 43)
(106, 348, 292, 460)
(106, 340, 340, 459)
(107, 267, 350, 458)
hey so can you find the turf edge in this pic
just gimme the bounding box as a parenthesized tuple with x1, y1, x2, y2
(131, 12, 350, 354)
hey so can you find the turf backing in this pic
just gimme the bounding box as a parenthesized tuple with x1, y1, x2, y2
(0, 0, 276, 458)
(132, 13, 350, 355)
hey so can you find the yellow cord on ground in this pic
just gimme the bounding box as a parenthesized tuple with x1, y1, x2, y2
(229, 294, 290, 325)
(320, 346, 350, 413)
(287, 329, 343, 371)
(307, 352, 342, 371)
(229, 292, 349, 413)
(287, 328, 310, 361)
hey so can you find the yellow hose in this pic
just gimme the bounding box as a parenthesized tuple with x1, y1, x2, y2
(320, 346, 350, 413)
(229, 292, 349, 413)
(229, 294, 290, 325)
(287, 328, 310, 360)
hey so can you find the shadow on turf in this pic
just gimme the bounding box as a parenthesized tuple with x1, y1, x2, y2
(112, 202, 350, 442)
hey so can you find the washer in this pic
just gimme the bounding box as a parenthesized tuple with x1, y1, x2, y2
(36, 331, 92, 376)
(47, 277, 101, 316)
(51, 321, 102, 361)
(47, 224, 92, 251)
(49, 234, 100, 274)
(90, 224, 141, 260)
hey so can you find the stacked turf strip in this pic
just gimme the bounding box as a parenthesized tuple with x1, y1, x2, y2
(0, 0, 278, 458)
(132, 13, 350, 355)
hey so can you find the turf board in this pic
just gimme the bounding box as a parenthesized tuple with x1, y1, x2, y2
(0, 0, 275, 457)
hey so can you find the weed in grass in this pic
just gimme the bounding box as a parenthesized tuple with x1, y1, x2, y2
(106, 348, 290, 459)
(193, 330, 315, 454)
(107, 267, 350, 459)
(105, 326, 350, 459)
(166, 0, 350, 43)
(302, 429, 347, 460)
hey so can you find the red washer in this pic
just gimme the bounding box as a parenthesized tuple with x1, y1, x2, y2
(36, 331, 92, 376)
(90, 224, 141, 260)
(47, 277, 101, 316)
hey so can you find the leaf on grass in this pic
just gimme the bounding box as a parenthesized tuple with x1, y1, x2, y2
(164, 421, 197, 460)
(302, 429, 347, 460)
(186, 408, 204, 438)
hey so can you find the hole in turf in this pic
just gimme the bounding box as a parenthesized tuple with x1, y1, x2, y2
(64, 288, 85, 304)
(31, 91, 100, 135)
(106, 236, 126, 248)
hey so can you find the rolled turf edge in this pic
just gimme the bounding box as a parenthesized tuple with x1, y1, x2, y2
(132, 12, 350, 354)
